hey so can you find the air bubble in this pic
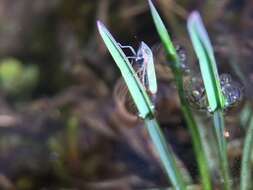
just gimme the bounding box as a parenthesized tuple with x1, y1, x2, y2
(175, 44, 190, 74)
(184, 76, 208, 110)
(176, 45, 186, 62)
(219, 73, 243, 108)
(220, 73, 232, 86)
(207, 107, 212, 113)
(184, 73, 243, 111)
(223, 130, 230, 138)
(221, 81, 243, 107)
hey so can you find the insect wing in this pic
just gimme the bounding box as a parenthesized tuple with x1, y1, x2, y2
(147, 52, 157, 94)
(140, 42, 157, 94)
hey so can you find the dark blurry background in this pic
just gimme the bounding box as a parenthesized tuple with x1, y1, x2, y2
(0, 0, 252, 189)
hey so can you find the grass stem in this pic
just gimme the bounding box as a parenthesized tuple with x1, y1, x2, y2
(97, 20, 187, 189)
(213, 110, 231, 190)
(145, 118, 186, 190)
(240, 115, 253, 190)
(173, 70, 212, 190)
(147, 1, 212, 189)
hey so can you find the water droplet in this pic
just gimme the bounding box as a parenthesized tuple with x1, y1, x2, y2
(220, 73, 232, 86)
(207, 106, 213, 113)
(221, 81, 243, 107)
(184, 73, 243, 111)
(224, 130, 230, 138)
(184, 76, 208, 110)
(219, 73, 243, 108)
(175, 44, 190, 74)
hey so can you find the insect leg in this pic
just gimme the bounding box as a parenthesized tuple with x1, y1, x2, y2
(126, 56, 137, 59)
(133, 65, 143, 82)
(118, 43, 137, 55)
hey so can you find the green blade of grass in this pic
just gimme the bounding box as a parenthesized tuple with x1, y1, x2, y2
(97, 21, 153, 119)
(213, 110, 231, 190)
(148, 1, 212, 190)
(195, 115, 220, 175)
(240, 103, 252, 129)
(187, 11, 231, 190)
(145, 119, 186, 190)
(97, 20, 186, 189)
(240, 114, 253, 190)
(147, 0, 177, 64)
(187, 11, 224, 112)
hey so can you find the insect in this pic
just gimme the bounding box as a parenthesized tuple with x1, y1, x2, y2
(118, 41, 157, 94)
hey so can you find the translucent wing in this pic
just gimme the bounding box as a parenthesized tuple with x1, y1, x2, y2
(139, 42, 157, 94)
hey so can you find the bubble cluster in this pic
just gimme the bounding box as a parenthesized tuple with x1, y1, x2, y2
(220, 73, 232, 86)
(220, 73, 243, 108)
(184, 73, 243, 111)
(184, 76, 208, 110)
(175, 44, 190, 74)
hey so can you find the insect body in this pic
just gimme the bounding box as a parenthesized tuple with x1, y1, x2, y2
(118, 41, 157, 94)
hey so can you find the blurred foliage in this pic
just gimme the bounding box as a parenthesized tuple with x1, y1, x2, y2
(0, 58, 39, 98)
